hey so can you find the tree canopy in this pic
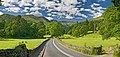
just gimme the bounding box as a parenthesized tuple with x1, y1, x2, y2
(112, 0, 120, 7)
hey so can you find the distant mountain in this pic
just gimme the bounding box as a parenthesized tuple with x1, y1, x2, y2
(0, 0, 113, 22)
(0, 14, 49, 23)
(22, 15, 49, 23)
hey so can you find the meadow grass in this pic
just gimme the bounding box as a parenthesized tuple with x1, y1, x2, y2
(0, 39, 46, 49)
(61, 33, 120, 47)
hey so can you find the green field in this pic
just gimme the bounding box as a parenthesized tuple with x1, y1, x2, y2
(0, 39, 46, 49)
(61, 33, 120, 47)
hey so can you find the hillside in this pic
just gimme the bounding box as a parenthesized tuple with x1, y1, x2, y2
(22, 15, 49, 23)
(0, 14, 49, 23)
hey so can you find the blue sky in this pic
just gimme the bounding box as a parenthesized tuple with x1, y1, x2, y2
(0, 0, 112, 22)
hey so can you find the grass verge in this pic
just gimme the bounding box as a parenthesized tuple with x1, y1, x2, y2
(0, 39, 46, 50)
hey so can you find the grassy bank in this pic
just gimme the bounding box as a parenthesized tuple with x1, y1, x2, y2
(61, 33, 120, 47)
(0, 39, 46, 49)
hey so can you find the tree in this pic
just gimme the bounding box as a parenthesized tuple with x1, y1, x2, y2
(113, 24, 120, 40)
(0, 19, 5, 29)
(71, 24, 81, 37)
(49, 22, 65, 37)
(99, 6, 120, 39)
(37, 21, 46, 37)
(71, 23, 88, 37)
(5, 15, 29, 37)
(112, 0, 120, 7)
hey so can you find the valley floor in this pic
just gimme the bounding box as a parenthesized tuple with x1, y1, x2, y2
(0, 38, 46, 49)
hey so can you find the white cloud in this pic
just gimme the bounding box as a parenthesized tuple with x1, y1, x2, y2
(91, 3, 100, 8)
(5, 7, 21, 13)
(0, 0, 109, 21)
(98, 0, 106, 2)
(93, 12, 102, 18)
(30, 11, 42, 16)
(2, 2, 15, 7)
(18, 0, 33, 7)
(80, 8, 84, 11)
(26, 13, 31, 15)
(91, 3, 106, 13)
(0, 12, 4, 15)
(47, 13, 52, 16)
(65, 14, 74, 19)
(30, 7, 41, 11)
(22, 9, 28, 13)
(3, 0, 19, 3)
(76, 13, 88, 18)
(61, 0, 78, 4)
(84, 9, 95, 14)
(45, 17, 54, 21)
(82, 0, 87, 2)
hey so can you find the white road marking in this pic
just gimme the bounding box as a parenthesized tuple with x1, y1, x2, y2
(53, 39, 74, 57)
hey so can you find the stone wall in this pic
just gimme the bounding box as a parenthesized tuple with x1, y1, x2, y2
(0, 38, 50, 57)
(0, 44, 28, 57)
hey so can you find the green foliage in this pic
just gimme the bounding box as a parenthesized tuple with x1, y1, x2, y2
(114, 46, 120, 57)
(59, 34, 75, 39)
(22, 15, 48, 23)
(0, 19, 5, 29)
(0, 15, 47, 38)
(37, 21, 46, 37)
(113, 24, 120, 40)
(5, 15, 29, 37)
(112, 0, 120, 7)
(49, 22, 65, 37)
(99, 6, 120, 39)
(70, 22, 89, 37)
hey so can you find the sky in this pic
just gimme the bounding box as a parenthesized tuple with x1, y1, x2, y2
(0, 0, 113, 22)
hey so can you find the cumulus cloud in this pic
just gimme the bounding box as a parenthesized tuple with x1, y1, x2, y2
(82, 0, 87, 2)
(30, 7, 41, 11)
(65, 14, 74, 19)
(61, 0, 77, 4)
(93, 12, 102, 18)
(5, 7, 21, 13)
(97, 0, 106, 2)
(0, 12, 4, 15)
(0, 0, 111, 21)
(29, 11, 42, 16)
(45, 17, 53, 21)
(76, 13, 88, 18)
(2, 2, 15, 7)
(18, 0, 33, 7)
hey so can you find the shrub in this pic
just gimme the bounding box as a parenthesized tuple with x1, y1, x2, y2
(114, 45, 120, 57)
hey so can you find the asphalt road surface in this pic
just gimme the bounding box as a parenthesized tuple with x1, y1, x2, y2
(44, 38, 93, 57)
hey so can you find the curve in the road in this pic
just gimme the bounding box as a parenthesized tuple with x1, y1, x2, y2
(53, 39, 74, 57)
(44, 38, 94, 57)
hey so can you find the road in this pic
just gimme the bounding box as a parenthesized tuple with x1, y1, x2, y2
(43, 38, 93, 57)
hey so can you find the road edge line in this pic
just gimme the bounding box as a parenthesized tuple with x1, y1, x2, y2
(57, 39, 95, 57)
(53, 39, 74, 57)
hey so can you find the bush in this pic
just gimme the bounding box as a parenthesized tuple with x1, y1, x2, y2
(114, 45, 120, 57)
(92, 45, 103, 55)
(59, 34, 75, 39)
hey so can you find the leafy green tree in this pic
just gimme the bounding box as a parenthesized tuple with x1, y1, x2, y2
(37, 21, 46, 37)
(113, 24, 120, 40)
(0, 19, 5, 29)
(112, 0, 120, 7)
(49, 22, 65, 37)
(71, 23, 88, 37)
(5, 15, 29, 37)
(0, 19, 5, 37)
(71, 24, 81, 37)
(99, 6, 120, 39)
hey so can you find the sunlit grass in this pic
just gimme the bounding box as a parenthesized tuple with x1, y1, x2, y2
(61, 33, 120, 47)
(0, 39, 46, 49)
